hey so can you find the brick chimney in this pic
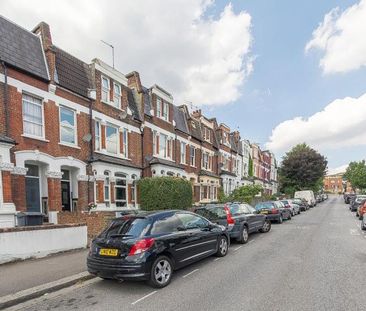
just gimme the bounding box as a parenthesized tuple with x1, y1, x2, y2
(191, 109, 202, 118)
(126, 71, 144, 119)
(32, 22, 56, 84)
(233, 130, 240, 142)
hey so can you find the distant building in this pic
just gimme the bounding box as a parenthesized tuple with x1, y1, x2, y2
(323, 173, 352, 193)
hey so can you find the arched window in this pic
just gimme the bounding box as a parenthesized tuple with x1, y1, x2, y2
(104, 171, 110, 207)
(115, 173, 127, 207)
(161, 170, 165, 175)
(152, 170, 156, 176)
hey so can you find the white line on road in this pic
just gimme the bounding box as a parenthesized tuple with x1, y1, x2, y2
(131, 291, 157, 305)
(350, 229, 360, 236)
(182, 269, 199, 278)
(234, 246, 243, 251)
(248, 240, 255, 244)
(214, 257, 221, 261)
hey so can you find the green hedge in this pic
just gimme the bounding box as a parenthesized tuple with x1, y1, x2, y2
(138, 177, 193, 211)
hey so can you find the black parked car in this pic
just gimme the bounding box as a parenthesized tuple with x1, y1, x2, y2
(194, 203, 271, 244)
(292, 198, 309, 211)
(87, 210, 229, 288)
(350, 195, 366, 212)
(254, 201, 292, 223)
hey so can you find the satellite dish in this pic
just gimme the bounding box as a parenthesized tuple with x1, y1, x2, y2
(119, 110, 128, 120)
(82, 133, 92, 142)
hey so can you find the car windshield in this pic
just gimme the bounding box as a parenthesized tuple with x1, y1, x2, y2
(195, 206, 226, 219)
(101, 217, 151, 239)
(255, 202, 273, 210)
(356, 197, 366, 203)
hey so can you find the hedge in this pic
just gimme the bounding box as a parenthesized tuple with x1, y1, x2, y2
(138, 177, 193, 211)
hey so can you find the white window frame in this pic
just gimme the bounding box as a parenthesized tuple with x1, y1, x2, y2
(22, 93, 45, 139)
(104, 171, 110, 207)
(113, 82, 121, 108)
(156, 97, 162, 118)
(159, 133, 168, 158)
(101, 76, 110, 103)
(115, 173, 127, 207)
(59, 106, 77, 146)
(95, 120, 101, 151)
(180, 142, 186, 164)
(162, 102, 169, 121)
(121, 128, 128, 158)
(190, 146, 196, 167)
(106, 124, 119, 155)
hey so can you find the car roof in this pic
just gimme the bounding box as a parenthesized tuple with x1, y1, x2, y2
(111, 209, 192, 221)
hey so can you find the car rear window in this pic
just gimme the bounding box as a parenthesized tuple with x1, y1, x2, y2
(101, 217, 151, 238)
(195, 206, 226, 219)
(255, 202, 273, 210)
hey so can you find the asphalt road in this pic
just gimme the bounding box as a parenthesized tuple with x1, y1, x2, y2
(9, 195, 366, 311)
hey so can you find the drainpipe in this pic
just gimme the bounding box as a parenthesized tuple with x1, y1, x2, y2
(87, 95, 95, 206)
(1, 61, 9, 137)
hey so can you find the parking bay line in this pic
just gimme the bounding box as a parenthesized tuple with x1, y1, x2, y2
(131, 291, 157, 305)
(234, 246, 243, 251)
(182, 269, 199, 278)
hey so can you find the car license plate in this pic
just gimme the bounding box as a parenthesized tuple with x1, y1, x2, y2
(260, 211, 268, 214)
(99, 248, 118, 256)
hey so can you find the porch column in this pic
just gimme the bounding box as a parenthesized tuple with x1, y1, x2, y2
(0, 162, 16, 228)
(95, 175, 105, 204)
(46, 171, 63, 212)
(11, 166, 28, 212)
(77, 175, 94, 211)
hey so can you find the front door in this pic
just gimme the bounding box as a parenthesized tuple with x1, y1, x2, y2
(25, 164, 41, 212)
(61, 181, 71, 211)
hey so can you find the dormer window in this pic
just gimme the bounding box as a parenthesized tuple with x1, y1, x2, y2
(113, 83, 121, 108)
(204, 127, 211, 142)
(156, 97, 169, 121)
(101, 76, 110, 103)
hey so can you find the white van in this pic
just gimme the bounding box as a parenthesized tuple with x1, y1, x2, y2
(294, 190, 316, 207)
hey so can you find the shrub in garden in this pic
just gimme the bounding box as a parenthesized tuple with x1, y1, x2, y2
(138, 177, 193, 211)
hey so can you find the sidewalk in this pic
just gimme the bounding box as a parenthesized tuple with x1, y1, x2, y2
(0, 248, 89, 298)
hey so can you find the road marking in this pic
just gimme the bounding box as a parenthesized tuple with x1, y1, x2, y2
(234, 246, 243, 251)
(182, 269, 199, 278)
(248, 240, 255, 244)
(214, 257, 221, 261)
(350, 229, 360, 236)
(131, 291, 157, 305)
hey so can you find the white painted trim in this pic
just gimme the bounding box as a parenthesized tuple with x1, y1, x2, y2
(93, 112, 140, 134)
(15, 150, 86, 175)
(94, 62, 128, 86)
(37, 34, 51, 81)
(151, 86, 173, 103)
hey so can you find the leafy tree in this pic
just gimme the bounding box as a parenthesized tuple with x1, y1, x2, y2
(344, 160, 366, 192)
(228, 184, 263, 203)
(248, 156, 254, 177)
(279, 143, 327, 196)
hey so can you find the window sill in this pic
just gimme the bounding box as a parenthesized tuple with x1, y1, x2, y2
(94, 150, 131, 161)
(59, 142, 81, 149)
(21, 134, 49, 143)
(101, 100, 120, 110)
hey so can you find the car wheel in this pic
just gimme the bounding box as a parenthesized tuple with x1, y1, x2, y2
(216, 236, 228, 257)
(149, 256, 173, 288)
(362, 219, 366, 231)
(238, 226, 249, 244)
(278, 215, 283, 224)
(287, 213, 292, 220)
(259, 220, 271, 233)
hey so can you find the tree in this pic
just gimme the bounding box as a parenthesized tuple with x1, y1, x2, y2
(227, 184, 263, 203)
(344, 160, 366, 192)
(279, 143, 327, 196)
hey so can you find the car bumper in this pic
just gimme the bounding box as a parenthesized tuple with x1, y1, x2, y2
(87, 255, 151, 281)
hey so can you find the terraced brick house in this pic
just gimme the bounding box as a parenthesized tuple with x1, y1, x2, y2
(0, 16, 279, 227)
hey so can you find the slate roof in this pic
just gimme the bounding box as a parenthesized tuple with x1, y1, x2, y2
(189, 118, 202, 141)
(54, 46, 92, 98)
(126, 87, 141, 121)
(230, 135, 239, 154)
(149, 157, 185, 169)
(220, 170, 237, 177)
(142, 86, 153, 117)
(0, 134, 15, 145)
(199, 170, 220, 178)
(173, 106, 189, 135)
(91, 154, 142, 169)
(0, 16, 49, 81)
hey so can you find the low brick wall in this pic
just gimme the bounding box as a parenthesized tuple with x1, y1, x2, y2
(58, 211, 116, 242)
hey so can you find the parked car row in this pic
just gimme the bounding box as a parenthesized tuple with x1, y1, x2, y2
(87, 197, 323, 288)
(345, 193, 366, 230)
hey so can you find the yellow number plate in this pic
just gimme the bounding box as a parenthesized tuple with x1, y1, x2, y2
(99, 248, 118, 256)
(260, 211, 268, 214)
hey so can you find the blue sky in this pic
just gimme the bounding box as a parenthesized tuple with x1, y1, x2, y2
(201, 0, 366, 171)
(1, 0, 366, 172)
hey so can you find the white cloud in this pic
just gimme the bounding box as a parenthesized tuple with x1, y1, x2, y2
(306, 0, 366, 74)
(0, 0, 253, 106)
(266, 93, 366, 152)
(327, 164, 348, 175)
